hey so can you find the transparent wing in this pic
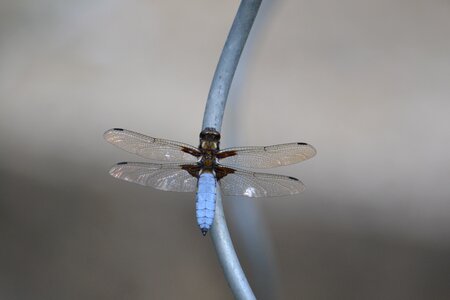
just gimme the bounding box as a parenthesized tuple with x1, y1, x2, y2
(217, 142, 316, 169)
(109, 162, 199, 192)
(104, 128, 201, 163)
(216, 166, 305, 197)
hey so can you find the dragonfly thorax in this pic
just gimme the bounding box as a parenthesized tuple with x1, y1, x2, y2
(199, 128, 221, 169)
(200, 151, 218, 168)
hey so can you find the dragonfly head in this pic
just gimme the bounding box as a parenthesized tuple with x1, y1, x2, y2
(199, 128, 221, 150)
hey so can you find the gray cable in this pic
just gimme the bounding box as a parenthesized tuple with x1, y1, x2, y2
(201, 1, 262, 299)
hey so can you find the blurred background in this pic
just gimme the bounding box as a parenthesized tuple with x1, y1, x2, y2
(1, 0, 450, 299)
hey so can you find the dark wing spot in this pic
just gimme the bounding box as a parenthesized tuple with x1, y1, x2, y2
(216, 150, 237, 159)
(288, 176, 299, 181)
(215, 165, 236, 180)
(117, 162, 128, 165)
(181, 146, 202, 157)
(297, 142, 308, 145)
(181, 164, 201, 178)
(113, 128, 124, 131)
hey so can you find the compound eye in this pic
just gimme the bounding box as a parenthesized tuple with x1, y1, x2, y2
(200, 128, 221, 141)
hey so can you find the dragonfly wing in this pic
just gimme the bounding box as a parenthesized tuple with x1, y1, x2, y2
(215, 166, 305, 197)
(217, 143, 316, 169)
(109, 162, 200, 192)
(104, 128, 201, 163)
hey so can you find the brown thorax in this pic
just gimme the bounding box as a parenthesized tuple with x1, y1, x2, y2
(199, 128, 221, 168)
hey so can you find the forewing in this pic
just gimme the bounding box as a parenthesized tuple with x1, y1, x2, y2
(104, 128, 201, 163)
(216, 166, 305, 197)
(217, 143, 316, 169)
(109, 162, 199, 192)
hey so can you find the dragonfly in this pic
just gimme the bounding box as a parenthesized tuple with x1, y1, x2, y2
(104, 128, 316, 236)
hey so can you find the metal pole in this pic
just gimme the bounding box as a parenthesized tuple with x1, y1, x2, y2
(201, 1, 262, 299)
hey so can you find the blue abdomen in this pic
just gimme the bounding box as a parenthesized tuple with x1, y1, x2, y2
(196, 172, 216, 235)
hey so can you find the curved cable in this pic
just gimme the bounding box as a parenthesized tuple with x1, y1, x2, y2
(201, 1, 262, 299)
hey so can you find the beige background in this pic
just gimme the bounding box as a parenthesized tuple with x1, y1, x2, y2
(1, 0, 450, 299)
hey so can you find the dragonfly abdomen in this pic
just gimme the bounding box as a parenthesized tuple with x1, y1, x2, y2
(196, 172, 216, 236)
